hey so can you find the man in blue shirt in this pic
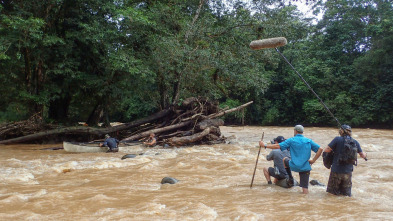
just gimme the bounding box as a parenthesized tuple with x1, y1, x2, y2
(323, 125, 367, 196)
(100, 134, 119, 152)
(260, 125, 323, 194)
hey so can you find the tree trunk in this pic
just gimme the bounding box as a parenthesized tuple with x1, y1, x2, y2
(205, 101, 253, 119)
(167, 127, 210, 146)
(48, 94, 71, 122)
(0, 109, 172, 144)
(102, 101, 111, 127)
(196, 119, 224, 131)
(86, 104, 104, 126)
(121, 120, 193, 142)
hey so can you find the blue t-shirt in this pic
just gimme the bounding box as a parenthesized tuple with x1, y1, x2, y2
(279, 134, 320, 172)
(103, 137, 119, 149)
(328, 136, 363, 173)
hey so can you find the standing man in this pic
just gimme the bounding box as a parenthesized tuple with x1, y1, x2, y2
(323, 125, 367, 197)
(259, 125, 323, 194)
(263, 136, 290, 186)
(100, 134, 119, 152)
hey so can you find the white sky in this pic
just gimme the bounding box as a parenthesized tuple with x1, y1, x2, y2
(293, 1, 323, 22)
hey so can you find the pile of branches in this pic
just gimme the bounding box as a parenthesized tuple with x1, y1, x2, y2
(121, 97, 229, 146)
(0, 112, 58, 141)
(0, 97, 253, 146)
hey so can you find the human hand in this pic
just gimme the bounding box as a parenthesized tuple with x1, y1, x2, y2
(308, 159, 315, 165)
(259, 141, 265, 148)
(360, 152, 368, 161)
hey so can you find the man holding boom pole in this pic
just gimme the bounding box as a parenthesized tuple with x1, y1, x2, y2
(259, 125, 323, 194)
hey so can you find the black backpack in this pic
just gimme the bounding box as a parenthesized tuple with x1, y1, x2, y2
(322, 151, 334, 169)
(339, 136, 358, 166)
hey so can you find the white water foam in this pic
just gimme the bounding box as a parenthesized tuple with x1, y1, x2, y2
(1, 167, 37, 184)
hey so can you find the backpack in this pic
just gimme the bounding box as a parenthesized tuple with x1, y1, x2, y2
(338, 136, 358, 166)
(322, 151, 334, 169)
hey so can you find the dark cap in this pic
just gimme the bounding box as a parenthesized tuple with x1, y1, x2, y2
(274, 136, 286, 143)
(341, 124, 352, 134)
(341, 124, 352, 131)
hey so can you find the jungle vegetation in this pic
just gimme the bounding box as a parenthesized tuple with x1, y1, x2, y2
(1, 0, 392, 128)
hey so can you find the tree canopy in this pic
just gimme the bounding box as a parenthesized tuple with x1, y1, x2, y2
(1, 0, 392, 128)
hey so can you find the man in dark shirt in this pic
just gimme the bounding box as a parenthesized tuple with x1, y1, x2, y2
(323, 125, 367, 196)
(263, 136, 290, 185)
(100, 134, 119, 152)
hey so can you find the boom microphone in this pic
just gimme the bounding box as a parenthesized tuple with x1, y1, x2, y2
(249, 37, 287, 50)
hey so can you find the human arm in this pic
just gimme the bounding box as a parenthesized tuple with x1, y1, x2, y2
(259, 141, 280, 149)
(144, 138, 156, 146)
(309, 147, 323, 165)
(266, 150, 274, 161)
(359, 151, 367, 159)
(309, 140, 323, 165)
(100, 140, 108, 147)
(323, 146, 333, 153)
(356, 140, 368, 160)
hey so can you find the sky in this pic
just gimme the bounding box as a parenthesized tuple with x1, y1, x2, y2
(293, 0, 324, 22)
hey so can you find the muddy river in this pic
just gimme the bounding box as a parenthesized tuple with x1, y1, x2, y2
(0, 126, 392, 220)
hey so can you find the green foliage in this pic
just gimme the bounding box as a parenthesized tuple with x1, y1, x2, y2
(0, 103, 29, 123)
(262, 106, 280, 125)
(0, 0, 392, 128)
(219, 99, 245, 124)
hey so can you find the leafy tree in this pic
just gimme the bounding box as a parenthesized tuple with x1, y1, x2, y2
(295, 0, 381, 126)
(1, 0, 392, 129)
(352, 0, 393, 126)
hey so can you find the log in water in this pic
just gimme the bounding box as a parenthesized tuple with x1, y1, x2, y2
(0, 126, 392, 220)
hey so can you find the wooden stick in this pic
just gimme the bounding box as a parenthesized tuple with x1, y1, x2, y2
(250, 132, 264, 188)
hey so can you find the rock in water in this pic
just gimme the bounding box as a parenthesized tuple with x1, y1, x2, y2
(275, 178, 299, 188)
(121, 154, 137, 160)
(310, 179, 325, 186)
(161, 177, 179, 184)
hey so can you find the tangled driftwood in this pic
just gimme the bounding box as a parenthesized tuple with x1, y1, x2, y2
(0, 97, 253, 146)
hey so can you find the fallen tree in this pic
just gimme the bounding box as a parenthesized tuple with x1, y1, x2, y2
(167, 127, 211, 146)
(0, 109, 171, 145)
(0, 98, 253, 146)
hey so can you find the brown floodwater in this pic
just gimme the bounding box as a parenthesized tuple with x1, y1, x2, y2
(0, 126, 392, 220)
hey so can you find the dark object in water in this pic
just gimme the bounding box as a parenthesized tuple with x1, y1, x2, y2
(121, 154, 137, 160)
(161, 177, 179, 184)
(310, 179, 325, 186)
(275, 178, 299, 188)
(40, 147, 64, 150)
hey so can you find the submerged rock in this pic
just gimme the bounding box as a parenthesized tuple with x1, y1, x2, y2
(161, 177, 179, 184)
(121, 154, 137, 160)
(310, 179, 325, 186)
